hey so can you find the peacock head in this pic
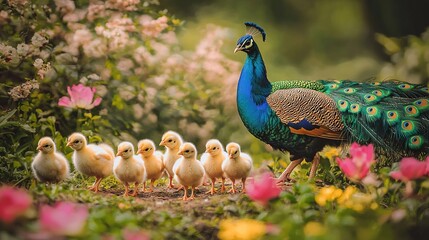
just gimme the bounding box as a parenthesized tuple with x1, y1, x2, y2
(234, 22, 266, 53)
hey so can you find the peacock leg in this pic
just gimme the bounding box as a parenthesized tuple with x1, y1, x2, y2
(309, 154, 320, 180)
(276, 159, 303, 184)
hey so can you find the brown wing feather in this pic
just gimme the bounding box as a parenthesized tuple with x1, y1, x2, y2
(267, 88, 344, 140)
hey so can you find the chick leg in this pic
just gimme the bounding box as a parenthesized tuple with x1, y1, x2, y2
(123, 183, 129, 197)
(149, 180, 155, 192)
(205, 178, 216, 195)
(131, 182, 139, 197)
(90, 177, 103, 193)
(182, 186, 188, 201)
(189, 187, 196, 200)
(142, 181, 147, 192)
(309, 154, 320, 180)
(228, 179, 236, 194)
(276, 159, 303, 185)
(220, 177, 226, 193)
(168, 175, 175, 188)
(241, 178, 247, 193)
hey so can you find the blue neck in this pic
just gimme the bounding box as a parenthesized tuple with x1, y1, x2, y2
(237, 45, 272, 133)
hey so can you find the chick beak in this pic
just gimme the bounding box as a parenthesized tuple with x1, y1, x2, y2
(228, 154, 233, 158)
(205, 148, 210, 153)
(37, 145, 43, 151)
(136, 149, 141, 154)
(177, 150, 183, 156)
(159, 140, 165, 146)
(66, 141, 72, 147)
(116, 151, 123, 157)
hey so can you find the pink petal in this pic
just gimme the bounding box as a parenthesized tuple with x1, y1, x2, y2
(58, 96, 73, 108)
(40, 202, 88, 236)
(86, 97, 102, 110)
(390, 171, 405, 181)
(246, 172, 281, 206)
(399, 157, 426, 180)
(0, 186, 32, 224)
(337, 157, 360, 180)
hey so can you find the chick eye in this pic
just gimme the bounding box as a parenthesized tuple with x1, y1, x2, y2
(74, 140, 79, 143)
(234, 151, 238, 154)
(212, 147, 216, 150)
(168, 139, 172, 142)
(185, 150, 190, 153)
(44, 145, 49, 148)
(145, 148, 149, 151)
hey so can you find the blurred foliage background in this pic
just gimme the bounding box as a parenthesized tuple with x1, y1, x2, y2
(1, 0, 429, 186)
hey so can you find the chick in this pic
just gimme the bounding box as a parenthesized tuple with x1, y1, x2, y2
(67, 132, 115, 193)
(222, 142, 253, 194)
(137, 139, 164, 192)
(113, 142, 146, 197)
(159, 131, 183, 188)
(173, 142, 204, 201)
(31, 137, 70, 183)
(201, 139, 227, 195)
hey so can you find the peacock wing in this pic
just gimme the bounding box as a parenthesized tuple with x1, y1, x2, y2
(267, 88, 344, 140)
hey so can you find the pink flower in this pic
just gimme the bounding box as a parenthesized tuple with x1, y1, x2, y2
(0, 186, 32, 224)
(58, 84, 102, 110)
(337, 143, 375, 182)
(390, 157, 427, 182)
(246, 172, 282, 206)
(123, 228, 150, 240)
(39, 202, 88, 236)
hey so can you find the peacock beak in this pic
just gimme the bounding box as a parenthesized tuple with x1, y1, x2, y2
(234, 46, 240, 53)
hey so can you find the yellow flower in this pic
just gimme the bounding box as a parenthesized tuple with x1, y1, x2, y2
(304, 221, 326, 237)
(218, 219, 266, 240)
(315, 186, 343, 207)
(337, 186, 357, 205)
(319, 146, 341, 160)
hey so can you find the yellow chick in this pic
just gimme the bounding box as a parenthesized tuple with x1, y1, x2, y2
(201, 139, 227, 195)
(113, 142, 146, 197)
(222, 142, 253, 194)
(31, 137, 70, 183)
(137, 139, 164, 192)
(173, 142, 204, 201)
(159, 131, 183, 188)
(67, 132, 115, 193)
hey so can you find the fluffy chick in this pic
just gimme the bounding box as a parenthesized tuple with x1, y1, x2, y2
(67, 132, 115, 193)
(137, 139, 164, 192)
(222, 142, 253, 194)
(159, 131, 183, 188)
(113, 142, 146, 197)
(31, 137, 70, 183)
(173, 142, 204, 201)
(201, 139, 227, 195)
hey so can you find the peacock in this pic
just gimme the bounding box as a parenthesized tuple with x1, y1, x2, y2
(234, 22, 429, 182)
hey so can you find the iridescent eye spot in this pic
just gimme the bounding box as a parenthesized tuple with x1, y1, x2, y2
(408, 135, 423, 149)
(350, 104, 360, 113)
(343, 88, 356, 94)
(371, 82, 381, 86)
(398, 83, 412, 89)
(366, 107, 376, 115)
(329, 84, 339, 89)
(401, 120, 414, 131)
(414, 99, 428, 107)
(405, 105, 419, 116)
(372, 90, 383, 96)
(364, 94, 377, 102)
(422, 87, 429, 92)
